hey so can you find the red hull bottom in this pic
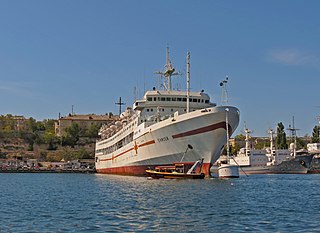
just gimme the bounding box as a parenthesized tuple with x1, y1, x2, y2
(96, 162, 212, 177)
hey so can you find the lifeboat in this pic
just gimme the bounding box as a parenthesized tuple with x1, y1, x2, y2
(110, 125, 117, 131)
(115, 121, 122, 128)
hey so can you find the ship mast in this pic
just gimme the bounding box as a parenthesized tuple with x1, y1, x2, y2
(220, 76, 229, 106)
(268, 129, 275, 156)
(287, 116, 299, 158)
(244, 127, 252, 156)
(226, 108, 230, 161)
(186, 52, 191, 113)
(155, 47, 180, 91)
(268, 129, 274, 149)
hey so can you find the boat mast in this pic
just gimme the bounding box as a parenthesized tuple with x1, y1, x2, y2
(166, 47, 173, 91)
(244, 127, 252, 156)
(186, 52, 190, 113)
(220, 76, 229, 106)
(268, 129, 276, 157)
(287, 116, 299, 158)
(154, 47, 180, 91)
(226, 108, 230, 162)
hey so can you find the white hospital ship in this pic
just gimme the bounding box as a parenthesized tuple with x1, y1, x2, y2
(95, 48, 240, 176)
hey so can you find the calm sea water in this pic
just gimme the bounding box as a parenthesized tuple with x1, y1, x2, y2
(0, 173, 319, 232)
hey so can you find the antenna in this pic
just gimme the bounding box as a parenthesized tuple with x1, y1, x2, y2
(220, 76, 229, 106)
(244, 126, 252, 155)
(115, 97, 126, 116)
(186, 51, 191, 113)
(268, 128, 275, 152)
(287, 116, 300, 157)
(154, 47, 181, 91)
(317, 115, 320, 140)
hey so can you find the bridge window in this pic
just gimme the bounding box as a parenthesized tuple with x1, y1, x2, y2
(172, 97, 176, 101)
(166, 97, 171, 101)
(182, 98, 187, 102)
(177, 98, 182, 101)
(147, 97, 152, 101)
(205, 100, 209, 103)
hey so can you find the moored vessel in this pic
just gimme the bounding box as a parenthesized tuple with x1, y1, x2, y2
(145, 159, 205, 179)
(228, 128, 314, 174)
(95, 48, 240, 176)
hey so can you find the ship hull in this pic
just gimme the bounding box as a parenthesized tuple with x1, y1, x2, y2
(95, 106, 239, 176)
(308, 156, 320, 174)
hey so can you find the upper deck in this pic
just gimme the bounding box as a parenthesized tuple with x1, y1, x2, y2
(133, 90, 216, 112)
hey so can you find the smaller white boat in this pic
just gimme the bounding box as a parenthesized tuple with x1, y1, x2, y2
(217, 109, 239, 178)
(217, 158, 239, 178)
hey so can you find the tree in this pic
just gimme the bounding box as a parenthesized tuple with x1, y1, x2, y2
(296, 137, 307, 150)
(43, 119, 56, 134)
(276, 122, 288, 149)
(86, 124, 100, 138)
(63, 122, 81, 147)
(25, 117, 38, 132)
(311, 125, 320, 143)
(43, 132, 59, 150)
(234, 134, 245, 141)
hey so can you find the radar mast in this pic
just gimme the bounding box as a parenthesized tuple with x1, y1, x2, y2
(155, 47, 181, 91)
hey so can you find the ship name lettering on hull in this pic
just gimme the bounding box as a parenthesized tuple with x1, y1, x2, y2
(157, 136, 169, 143)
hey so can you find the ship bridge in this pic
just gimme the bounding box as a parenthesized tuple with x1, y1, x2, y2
(133, 90, 216, 116)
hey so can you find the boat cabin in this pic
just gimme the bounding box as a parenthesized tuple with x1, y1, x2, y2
(154, 162, 196, 174)
(134, 90, 215, 119)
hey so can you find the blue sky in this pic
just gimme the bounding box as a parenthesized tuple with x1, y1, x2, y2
(0, 0, 319, 137)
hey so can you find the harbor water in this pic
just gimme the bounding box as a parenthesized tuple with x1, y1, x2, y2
(1, 173, 320, 232)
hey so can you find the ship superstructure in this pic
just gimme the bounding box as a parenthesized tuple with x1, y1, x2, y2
(95, 48, 240, 176)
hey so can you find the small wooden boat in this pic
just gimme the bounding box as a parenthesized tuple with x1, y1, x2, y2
(145, 159, 205, 179)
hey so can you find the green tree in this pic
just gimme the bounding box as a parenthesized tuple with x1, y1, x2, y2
(234, 134, 245, 141)
(86, 124, 100, 138)
(25, 117, 38, 132)
(296, 137, 307, 149)
(311, 125, 320, 143)
(43, 132, 59, 150)
(43, 119, 56, 134)
(0, 114, 15, 131)
(276, 122, 288, 149)
(63, 122, 81, 147)
(231, 143, 241, 155)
